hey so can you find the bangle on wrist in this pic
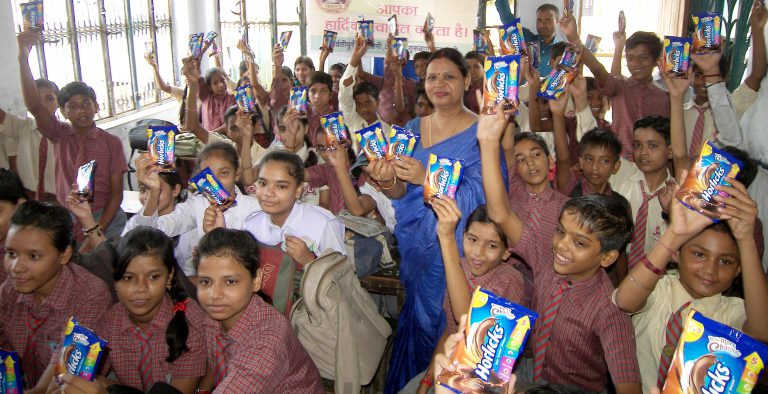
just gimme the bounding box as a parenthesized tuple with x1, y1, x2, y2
(656, 238, 676, 256)
(640, 255, 665, 277)
(379, 177, 397, 190)
(82, 223, 102, 237)
(627, 271, 653, 291)
(419, 373, 433, 388)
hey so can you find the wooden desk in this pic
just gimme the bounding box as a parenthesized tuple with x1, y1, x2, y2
(359, 270, 405, 311)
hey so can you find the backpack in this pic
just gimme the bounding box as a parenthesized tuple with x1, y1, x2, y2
(290, 250, 392, 394)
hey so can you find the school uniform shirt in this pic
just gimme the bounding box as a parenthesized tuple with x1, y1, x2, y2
(359, 182, 396, 233)
(611, 159, 673, 256)
(97, 296, 209, 391)
(202, 295, 323, 393)
(598, 76, 671, 161)
(359, 69, 418, 127)
(712, 80, 768, 165)
(0, 263, 112, 387)
(243, 201, 346, 256)
(516, 227, 641, 391)
(682, 100, 716, 155)
(0, 113, 57, 198)
(443, 260, 524, 335)
(507, 172, 569, 247)
(37, 112, 128, 210)
(556, 168, 626, 201)
(338, 64, 392, 154)
(197, 77, 237, 131)
(620, 273, 745, 393)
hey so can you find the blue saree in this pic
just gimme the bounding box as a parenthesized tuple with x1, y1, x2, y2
(385, 117, 508, 393)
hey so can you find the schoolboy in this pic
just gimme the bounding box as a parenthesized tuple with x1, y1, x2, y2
(614, 176, 768, 392)
(0, 79, 58, 202)
(464, 51, 485, 114)
(358, 50, 429, 126)
(307, 71, 337, 144)
(560, 14, 670, 160)
(17, 30, 128, 238)
(481, 111, 642, 391)
(573, 76, 612, 138)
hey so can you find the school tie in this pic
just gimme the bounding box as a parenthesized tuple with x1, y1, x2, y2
(24, 313, 47, 383)
(628, 181, 661, 269)
(688, 106, 707, 158)
(530, 195, 542, 231)
(533, 279, 571, 382)
(37, 137, 49, 200)
(213, 334, 230, 386)
(134, 327, 154, 390)
(656, 301, 692, 388)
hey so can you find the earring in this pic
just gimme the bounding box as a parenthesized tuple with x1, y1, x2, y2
(166, 283, 172, 291)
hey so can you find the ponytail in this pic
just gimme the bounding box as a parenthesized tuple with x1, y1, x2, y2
(165, 268, 190, 363)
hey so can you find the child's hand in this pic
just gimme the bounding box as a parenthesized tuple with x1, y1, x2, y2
(393, 156, 427, 186)
(181, 56, 201, 81)
(658, 178, 677, 214)
(431, 197, 461, 238)
(475, 93, 511, 143)
(202, 205, 226, 233)
(365, 159, 397, 184)
(658, 59, 693, 98)
(272, 44, 284, 67)
(548, 90, 571, 116)
(57, 373, 109, 394)
(144, 52, 158, 67)
(65, 189, 94, 222)
(17, 29, 41, 58)
(135, 154, 162, 192)
(234, 109, 254, 138)
(285, 236, 316, 265)
(558, 13, 580, 44)
(325, 143, 349, 169)
(714, 178, 757, 242)
(668, 171, 717, 240)
(521, 56, 540, 86)
(613, 31, 627, 48)
(691, 52, 722, 76)
(750, 0, 768, 30)
(567, 74, 587, 98)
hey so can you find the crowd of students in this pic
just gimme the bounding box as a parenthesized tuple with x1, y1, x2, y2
(1, 1, 768, 393)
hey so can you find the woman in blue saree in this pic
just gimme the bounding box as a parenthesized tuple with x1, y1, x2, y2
(367, 48, 508, 393)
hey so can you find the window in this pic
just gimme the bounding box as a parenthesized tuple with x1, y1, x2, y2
(12, 0, 176, 120)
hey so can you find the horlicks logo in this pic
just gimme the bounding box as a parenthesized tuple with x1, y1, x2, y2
(707, 336, 741, 357)
(550, 71, 565, 88)
(156, 138, 166, 156)
(73, 333, 90, 346)
(437, 168, 450, 192)
(67, 348, 83, 374)
(490, 303, 514, 318)
(198, 180, 224, 204)
(701, 166, 726, 201)
(702, 362, 731, 394)
(509, 32, 520, 51)
(475, 323, 505, 381)
(704, 24, 713, 43)
(671, 48, 681, 68)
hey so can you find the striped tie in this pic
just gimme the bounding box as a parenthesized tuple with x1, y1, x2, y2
(688, 106, 707, 158)
(213, 334, 229, 386)
(24, 313, 47, 384)
(533, 279, 571, 382)
(530, 196, 542, 231)
(628, 181, 662, 269)
(134, 327, 154, 390)
(37, 137, 49, 200)
(657, 301, 692, 388)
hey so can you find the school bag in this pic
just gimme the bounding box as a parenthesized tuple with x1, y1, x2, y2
(290, 250, 392, 394)
(337, 209, 395, 269)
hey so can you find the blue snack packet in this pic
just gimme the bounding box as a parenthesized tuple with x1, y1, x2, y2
(322, 30, 338, 52)
(387, 126, 419, 160)
(473, 29, 490, 54)
(321, 111, 350, 145)
(1, 349, 23, 394)
(676, 140, 742, 222)
(20, 1, 44, 31)
(528, 42, 541, 69)
(393, 37, 409, 61)
(189, 167, 236, 210)
(54, 317, 107, 382)
(424, 154, 464, 201)
(235, 84, 256, 112)
(290, 86, 309, 118)
(498, 18, 527, 56)
(557, 44, 581, 71)
(358, 20, 374, 47)
(436, 287, 538, 393)
(482, 55, 521, 115)
(585, 34, 602, 54)
(692, 12, 722, 54)
(355, 123, 388, 161)
(661, 310, 768, 394)
(424, 13, 435, 35)
(663, 36, 692, 78)
(189, 33, 204, 59)
(147, 125, 177, 172)
(538, 68, 576, 101)
(279, 31, 292, 50)
(75, 160, 96, 201)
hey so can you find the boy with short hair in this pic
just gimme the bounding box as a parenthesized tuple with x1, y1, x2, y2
(307, 71, 336, 143)
(479, 107, 641, 393)
(17, 30, 128, 239)
(464, 51, 485, 114)
(615, 176, 768, 392)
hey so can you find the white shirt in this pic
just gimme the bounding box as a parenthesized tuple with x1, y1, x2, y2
(243, 201, 346, 255)
(716, 78, 768, 165)
(0, 113, 56, 193)
(339, 64, 391, 154)
(250, 142, 327, 205)
(359, 182, 396, 233)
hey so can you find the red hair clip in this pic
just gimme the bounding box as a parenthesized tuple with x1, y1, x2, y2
(172, 299, 189, 313)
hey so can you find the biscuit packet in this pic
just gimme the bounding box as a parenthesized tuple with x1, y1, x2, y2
(355, 123, 388, 161)
(563, 0, 574, 16)
(1, 349, 24, 393)
(618, 11, 627, 34)
(235, 84, 256, 112)
(663, 36, 692, 78)
(538, 68, 575, 100)
(189, 167, 236, 210)
(557, 44, 581, 71)
(322, 30, 338, 52)
(388, 14, 399, 36)
(676, 140, 742, 222)
(692, 12, 722, 54)
(424, 154, 463, 201)
(147, 125, 177, 172)
(55, 317, 107, 382)
(358, 20, 375, 47)
(279, 31, 292, 50)
(20, 1, 44, 31)
(473, 30, 490, 54)
(528, 41, 541, 69)
(661, 310, 768, 394)
(290, 86, 309, 118)
(188, 33, 204, 60)
(321, 111, 350, 145)
(436, 287, 538, 393)
(387, 126, 420, 160)
(424, 13, 435, 35)
(498, 18, 527, 56)
(75, 160, 96, 201)
(585, 34, 602, 54)
(482, 55, 521, 115)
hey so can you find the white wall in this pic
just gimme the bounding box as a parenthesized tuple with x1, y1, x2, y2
(516, 0, 580, 41)
(0, 1, 25, 117)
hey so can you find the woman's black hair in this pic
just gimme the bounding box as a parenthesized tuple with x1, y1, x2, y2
(464, 205, 509, 248)
(115, 227, 190, 363)
(258, 150, 306, 184)
(195, 141, 240, 172)
(294, 56, 316, 71)
(0, 169, 27, 204)
(193, 228, 261, 276)
(158, 172, 186, 204)
(10, 201, 73, 252)
(428, 48, 469, 78)
(177, 85, 189, 127)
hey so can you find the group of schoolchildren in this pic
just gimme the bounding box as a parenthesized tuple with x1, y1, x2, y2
(1, 1, 768, 394)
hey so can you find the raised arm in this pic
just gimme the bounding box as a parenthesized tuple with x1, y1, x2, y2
(182, 58, 212, 144)
(326, 146, 377, 217)
(17, 30, 56, 133)
(549, 92, 573, 191)
(318, 45, 330, 73)
(145, 53, 174, 94)
(660, 62, 691, 180)
(432, 197, 471, 322)
(560, 14, 612, 88)
(611, 31, 626, 77)
(522, 58, 543, 132)
(237, 110, 258, 186)
(569, 74, 598, 140)
(745, 1, 767, 91)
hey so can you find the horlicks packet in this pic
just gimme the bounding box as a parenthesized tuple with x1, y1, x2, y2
(585, 34, 602, 54)
(618, 10, 627, 34)
(189, 167, 236, 210)
(358, 20, 374, 47)
(482, 55, 521, 115)
(538, 68, 576, 101)
(692, 12, 722, 54)
(563, 0, 575, 16)
(498, 18, 527, 56)
(322, 30, 338, 52)
(204, 31, 219, 56)
(189, 33, 204, 59)
(661, 310, 768, 394)
(424, 154, 463, 201)
(663, 36, 692, 78)
(424, 13, 435, 35)
(147, 125, 177, 171)
(387, 126, 419, 160)
(1, 350, 23, 394)
(54, 317, 107, 382)
(676, 140, 742, 222)
(388, 14, 399, 36)
(436, 287, 538, 393)
(393, 37, 409, 61)
(20, 1, 44, 31)
(75, 160, 96, 200)
(279, 31, 292, 50)
(235, 84, 256, 112)
(321, 111, 350, 145)
(473, 30, 490, 54)
(290, 86, 309, 118)
(558, 44, 581, 71)
(355, 123, 388, 161)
